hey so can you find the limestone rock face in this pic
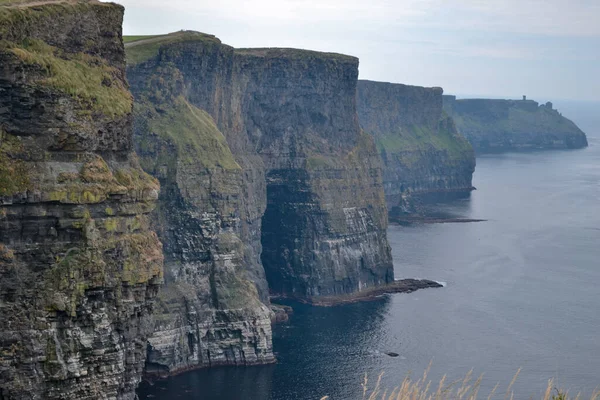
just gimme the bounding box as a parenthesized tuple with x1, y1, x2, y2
(126, 32, 393, 375)
(127, 33, 274, 376)
(357, 80, 475, 216)
(235, 50, 393, 297)
(443, 96, 588, 153)
(0, 2, 163, 399)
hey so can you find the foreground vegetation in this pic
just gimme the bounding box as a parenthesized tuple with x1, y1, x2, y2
(321, 368, 600, 400)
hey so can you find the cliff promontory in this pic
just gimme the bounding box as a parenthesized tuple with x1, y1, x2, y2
(443, 96, 588, 153)
(0, 1, 163, 399)
(357, 80, 475, 217)
(125, 32, 393, 376)
(238, 50, 394, 298)
(127, 32, 274, 377)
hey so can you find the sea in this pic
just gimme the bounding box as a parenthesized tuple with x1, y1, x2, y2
(138, 100, 600, 400)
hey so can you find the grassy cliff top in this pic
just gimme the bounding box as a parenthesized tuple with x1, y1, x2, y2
(0, 0, 123, 44)
(0, 0, 106, 7)
(359, 79, 443, 94)
(235, 47, 357, 63)
(444, 97, 586, 137)
(125, 31, 221, 65)
(2, 38, 132, 117)
(451, 105, 584, 135)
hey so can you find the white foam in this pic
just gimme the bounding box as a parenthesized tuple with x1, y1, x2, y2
(435, 281, 447, 287)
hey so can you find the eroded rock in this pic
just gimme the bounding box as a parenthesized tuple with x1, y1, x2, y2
(0, 2, 163, 398)
(357, 80, 476, 217)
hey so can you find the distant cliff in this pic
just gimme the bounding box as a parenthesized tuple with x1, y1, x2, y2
(357, 80, 475, 217)
(126, 32, 393, 377)
(443, 96, 588, 153)
(0, 2, 163, 399)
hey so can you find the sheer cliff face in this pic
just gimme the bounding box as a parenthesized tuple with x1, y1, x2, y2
(235, 50, 393, 297)
(357, 80, 475, 216)
(0, 2, 163, 399)
(443, 96, 589, 153)
(127, 33, 274, 376)
(126, 33, 393, 376)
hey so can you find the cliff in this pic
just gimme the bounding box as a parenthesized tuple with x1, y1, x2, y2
(236, 49, 393, 298)
(0, 1, 163, 399)
(357, 80, 475, 216)
(127, 32, 274, 377)
(443, 96, 588, 153)
(126, 32, 393, 375)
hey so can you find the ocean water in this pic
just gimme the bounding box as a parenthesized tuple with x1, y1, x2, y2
(138, 101, 600, 400)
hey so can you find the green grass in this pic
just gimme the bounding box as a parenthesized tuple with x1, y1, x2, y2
(0, 0, 29, 5)
(3, 38, 132, 117)
(0, 0, 87, 5)
(125, 31, 220, 65)
(235, 47, 357, 63)
(0, 129, 31, 197)
(0, 0, 53, 5)
(374, 117, 472, 162)
(447, 100, 585, 140)
(137, 96, 240, 170)
(123, 35, 161, 44)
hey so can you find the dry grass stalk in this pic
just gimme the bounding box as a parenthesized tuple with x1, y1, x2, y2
(355, 368, 600, 400)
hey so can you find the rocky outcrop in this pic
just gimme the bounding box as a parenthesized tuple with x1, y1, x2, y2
(0, 2, 163, 399)
(238, 50, 394, 298)
(127, 33, 274, 377)
(443, 96, 588, 153)
(125, 32, 393, 376)
(357, 80, 475, 217)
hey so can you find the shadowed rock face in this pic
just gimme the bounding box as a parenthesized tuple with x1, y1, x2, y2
(0, 2, 163, 399)
(443, 96, 588, 153)
(126, 33, 393, 376)
(235, 50, 393, 298)
(357, 80, 475, 216)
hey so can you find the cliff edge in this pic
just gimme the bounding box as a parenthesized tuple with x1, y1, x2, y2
(443, 96, 588, 153)
(357, 80, 475, 217)
(125, 32, 393, 376)
(0, 2, 163, 399)
(127, 32, 274, 377)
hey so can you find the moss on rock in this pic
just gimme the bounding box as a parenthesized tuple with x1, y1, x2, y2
(2, 38, 132, 117)
(0, 129, 31, 197)
(136, 96, 240, 170)
(372, 116, 472, 163)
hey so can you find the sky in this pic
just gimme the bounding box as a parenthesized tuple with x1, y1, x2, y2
(114, 0, 600, 102)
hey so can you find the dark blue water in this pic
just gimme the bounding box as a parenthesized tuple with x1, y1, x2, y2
(138, 101, 600, 400)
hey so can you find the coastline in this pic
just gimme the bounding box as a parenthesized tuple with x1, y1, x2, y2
(271, 279, 443, 307)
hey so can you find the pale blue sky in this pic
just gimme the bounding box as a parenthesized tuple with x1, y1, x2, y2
(115, 0, 600, 102)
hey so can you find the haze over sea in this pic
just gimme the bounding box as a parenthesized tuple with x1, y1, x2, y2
(138, 101, 600, 400)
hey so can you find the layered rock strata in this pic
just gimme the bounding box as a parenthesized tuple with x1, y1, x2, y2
(126, 32, 394, 375)
(443, 96, 588, 153)
(238, 50, 394, 298)
(127, 33, 274, 376)
(0, 1, 163, 399)
(357, 80, 475, 217)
